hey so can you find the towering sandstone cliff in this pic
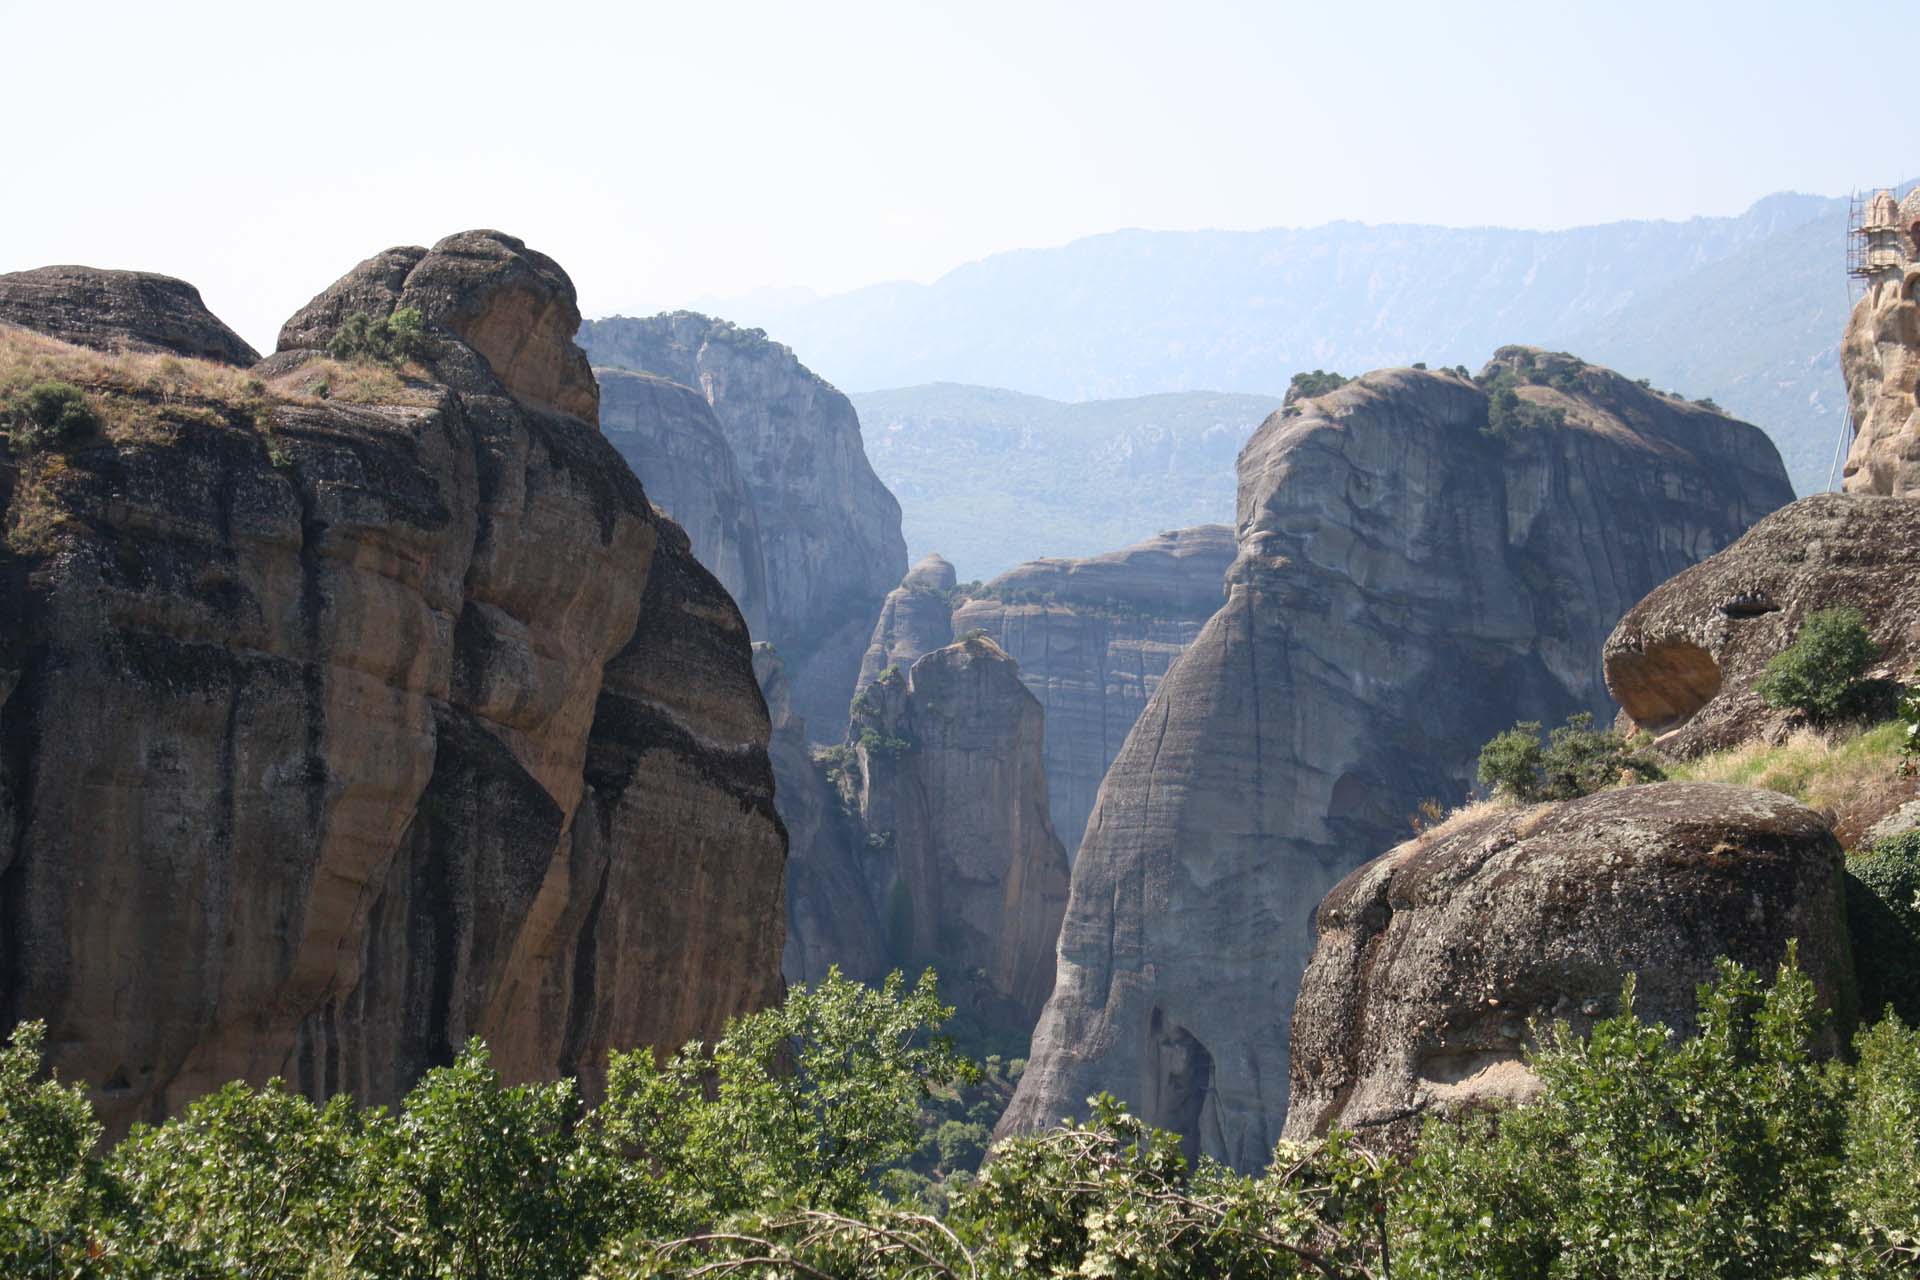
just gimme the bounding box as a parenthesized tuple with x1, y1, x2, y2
(0, 233, 786, 1134)
(596, 367, 771, 638)
(579, 313, 906, 739)
(857, 554, 958, 694)
(1841, 188, 1920, 497)
(779, 636, 1070, 1037)
(999, 349, 1793, 1169)
(952, 526, 1233, 857)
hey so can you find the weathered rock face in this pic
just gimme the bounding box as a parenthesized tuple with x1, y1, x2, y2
(0, 265, 260, 365)
(846, 637, 1072, 1029)
(952, 526, 1234, 856)
(598, 368, 771, 638)
(1283, 783, 1849, 1146)
(1000, 350, 1794, 1169)
(579, 312, 906, 739)
(1841, 195, 1920, 497)
(0, 233, 785, 1134)
(755, 644, 886, 986)
(1606, 493, 1920, 756)
(856, 554, 957, 696)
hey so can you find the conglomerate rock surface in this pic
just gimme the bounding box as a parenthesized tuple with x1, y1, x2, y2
(1604, 493, 1920, 756)
(952, 526, 1233, 857)
(1282, 783, 1849, 1146)
(999, 349, 1794, 1169)
(579, 312, 906, 740)
(1841, 194, 1920, 497)
(0, 265, 260, 365)
(0, 232, 786, 1135)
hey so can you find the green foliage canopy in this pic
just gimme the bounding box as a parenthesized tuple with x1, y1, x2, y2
(1475, 711, 1666, 803)
(1755, 607, 1879, 722)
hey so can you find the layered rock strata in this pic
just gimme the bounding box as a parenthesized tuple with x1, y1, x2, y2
(1000, 350, 1794, 1169)
(1282, 783, 1849, 1145)
(952, 526, 1234, 855)
(856, 554, 957, 695)
(1604, 493, 1920, 755)
(0, 232, 786, 1134)
(598, 367, 771, 637)
(580, 312, 906, 739)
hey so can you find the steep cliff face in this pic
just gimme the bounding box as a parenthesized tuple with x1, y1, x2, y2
(0, 232, 786, 1134)
(755, 644, 886, 986)
(579, 312, 906, 739)
(856, 554, 957, 697)
(597, 367, 771, 638)
(1841, 196, 1920, 497)
(1283, 783, 1849, 1146)
(1605, 493, 1920, 754)
(1000, 350, 1794, 1169)
(951, 526, 1233, 856)
(843, 637, 1071, 1031)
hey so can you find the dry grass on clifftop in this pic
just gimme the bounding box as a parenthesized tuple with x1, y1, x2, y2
(1665, 722, 1913, 847)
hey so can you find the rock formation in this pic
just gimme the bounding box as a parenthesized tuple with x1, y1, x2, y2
(755, 644, 886, 986)
(776, 636, 1070, 1036)
(598, 367, 771, 637)
(580, 312, 906, 739)
(0, 232, 786, 1135)
(845, 637, 1071, 1030)
(952, 526, 1234, 856)
(1605, 493, 1920, 755)
(1841, 188, 1920, 497)
(999, 350, 1794, 1169)
(0, 265, 260, 365)
(1282, 783, 1849, 1146)
(856, 555, 958, 696)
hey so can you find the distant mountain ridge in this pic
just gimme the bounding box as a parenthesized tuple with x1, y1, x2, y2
(713, 190, 1860, 497)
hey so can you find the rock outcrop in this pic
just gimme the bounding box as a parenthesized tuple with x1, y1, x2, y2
(0, 232, 786, 1135)
(1841, 190, 1920, 497)
(580, 313, 906, 739)
(856, 554, 957, 696)
(952, 526, 1234, 855)
(598, 368, 771, 637)
(777, 637, 1070, 1034)
(1282, 783, 1849, 1145)
(0, 265, 260, 365)
(1000, 350, 1794, 1169)
(1605, 493, 1920, 756)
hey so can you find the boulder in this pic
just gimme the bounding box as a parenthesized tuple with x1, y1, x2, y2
(1605, 492, 1920, 755)
(1841, 268, 1920, 496)
(0, 265, 259, 365)
(1283, 783, 1849, 1146)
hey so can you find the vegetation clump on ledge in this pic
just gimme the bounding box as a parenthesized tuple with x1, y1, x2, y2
(3, 957, 1918, 1278)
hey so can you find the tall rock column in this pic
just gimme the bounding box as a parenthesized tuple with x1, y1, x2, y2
(999, 352, 1793, 1169)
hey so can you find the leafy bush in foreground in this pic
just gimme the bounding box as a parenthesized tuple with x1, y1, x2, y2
(3, 959, 1918, 1277)
(1756, 607, 1879, 723)
(1476, 711, 1665, 802)
(1848, 831, 1920, 1026)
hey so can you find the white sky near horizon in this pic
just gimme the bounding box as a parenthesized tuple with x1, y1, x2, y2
(1, 0, 1915, 355)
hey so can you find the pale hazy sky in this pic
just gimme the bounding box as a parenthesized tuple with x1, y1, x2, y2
(2, 0, 1913, 353)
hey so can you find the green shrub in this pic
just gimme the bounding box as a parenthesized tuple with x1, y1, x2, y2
(1898, 677, 1919, 774)
(327, 306, 430, 364)
(1283, 368, 1349, 408)
(4, 380, 97, 449)
(1756, 607, 1879, 722)
(1476, 711, 1665, 802)
(1847, 831, 1920, 1025)
(1482, 382, 1568, 440)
